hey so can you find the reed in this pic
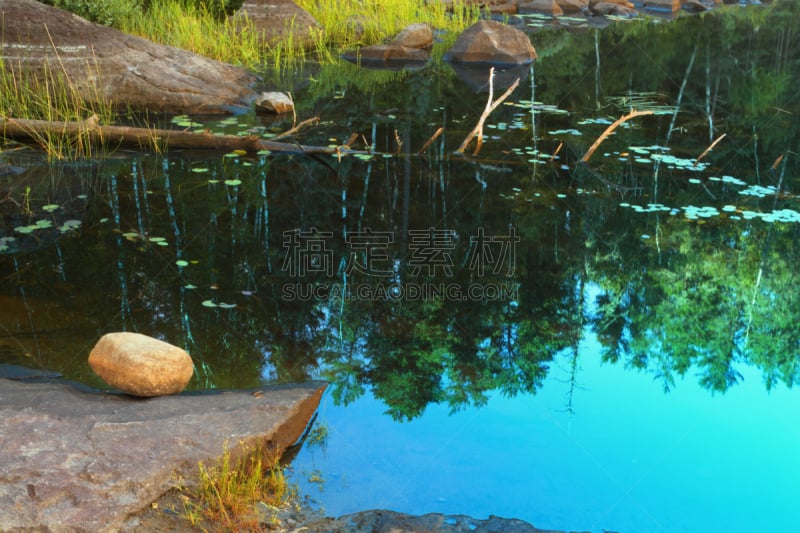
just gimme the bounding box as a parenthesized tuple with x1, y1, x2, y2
(0, 55, 114, 160)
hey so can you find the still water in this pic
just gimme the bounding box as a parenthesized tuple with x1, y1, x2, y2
(2, 3, 799, 532)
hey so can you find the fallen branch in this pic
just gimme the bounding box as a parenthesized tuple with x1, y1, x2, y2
(0, 116, 345, 155)
(270, 116, 320, 141)
(417, 127, 443, 155)
(580, 109, 654, 163)
(457, 67, 520, 156)
(694, 132, 726, 165)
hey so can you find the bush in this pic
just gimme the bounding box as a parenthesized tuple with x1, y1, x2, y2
(40, 0, 143, 27)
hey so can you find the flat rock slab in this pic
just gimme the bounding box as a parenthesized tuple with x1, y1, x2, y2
(0, 373, 325, 532)
(297, 510, 582, 533)
(0, 0, 258, 114)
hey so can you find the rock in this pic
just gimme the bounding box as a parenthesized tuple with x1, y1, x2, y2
(556, 0, 590, 13)
(341, 23, 433, 68)
(591, 1, 639, 15)
(233, 0, 322, 50)
(0, 374, 326, 532)
(644, 0, 683, 10)
(519, 0, 566, 16)
(391, 23, 434, 49)
(294, 510, 574, 533)
(444, 20, 537, 66)
(256, 91, 295, 114)
(88, 332, 194, 397)
(0, 0, 258, 114)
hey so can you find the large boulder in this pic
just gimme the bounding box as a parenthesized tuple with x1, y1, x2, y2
(0, 0, 258, 114)
(444, 20, 537, 66)
(88, 332, 194, 397)
(342, 23, 434, 68)
(233, 0, 322, 50)
(519, 0, 566, 16)
(0, 371, 326, 532)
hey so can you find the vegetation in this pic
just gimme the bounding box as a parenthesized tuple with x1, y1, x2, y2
(179, 441, 295, 531)
(0, 56, 114, 159)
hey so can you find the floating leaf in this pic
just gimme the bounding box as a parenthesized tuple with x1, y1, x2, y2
(176, 259, 189, 267)
(42, 204, 60, 212)
(201, 300, 218, 308)
(224, 179, 242, 186)
(191, 167, 210, 173)
(257, 149, 271, 156)
(218, 302, 237, 309)
(59, 220, 81, 233)
(184, 284, 197, 289)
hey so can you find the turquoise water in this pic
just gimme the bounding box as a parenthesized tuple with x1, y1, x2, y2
(292, 325, 800, 532)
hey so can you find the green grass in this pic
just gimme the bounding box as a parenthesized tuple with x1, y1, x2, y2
(0, 55, 114, 160)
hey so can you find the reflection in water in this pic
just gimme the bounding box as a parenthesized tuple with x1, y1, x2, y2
(1, 4, 799, 531)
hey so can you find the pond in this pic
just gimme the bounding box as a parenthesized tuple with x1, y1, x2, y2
(2, 3, 799, 532)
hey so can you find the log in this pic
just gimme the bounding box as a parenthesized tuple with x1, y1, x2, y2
(0, 116, 342, 155)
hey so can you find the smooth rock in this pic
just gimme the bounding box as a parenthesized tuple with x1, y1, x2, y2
(519, 0, 566, 16)
(0, 374, 326, 533)
(556, 0, 590, 12)
(233, 0, 322, 50)
(256, 91, 295, 114)
(88, 332, 194, 397)
(0, 0, 258, 114)
(444, 20, 537, 66)
(592, 1, 639, 14)
(391, 23, 434, 49)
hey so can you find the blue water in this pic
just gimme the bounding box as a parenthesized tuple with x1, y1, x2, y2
(291, 329, 800, 532)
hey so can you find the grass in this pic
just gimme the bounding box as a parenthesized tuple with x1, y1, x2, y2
(118, 0, 481, 70)
(0, 53, 114, 160)
(178, 440, 296, 531)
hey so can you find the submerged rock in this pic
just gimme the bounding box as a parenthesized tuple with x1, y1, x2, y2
(0, 0, 258, 114)
(294, 510, 579, 533)
(89, 332, 194, 397)
(0, 374, 326, 532)
(444, 20, 537, 66)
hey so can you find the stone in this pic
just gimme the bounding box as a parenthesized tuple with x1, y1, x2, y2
(233, 0, 322, 50)
(88, 332, 194, 397)
(256, 91, 295, 114)
(556, 0, 590, 13)
(519, 0, 566, 16)
(444, 20, 537, 66)
(644, 0, 683, 10)
(341, 23, 433, 68)
(390, 23, 434, 49)
(591, 1, 638, 15)
(293, 510, 574, 532)
(0, 371, 326, 532)
(0, 0, 258, 114)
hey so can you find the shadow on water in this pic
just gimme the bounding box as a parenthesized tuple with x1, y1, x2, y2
(2, 3, 800, 531)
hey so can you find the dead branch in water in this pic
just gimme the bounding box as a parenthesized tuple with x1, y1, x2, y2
(457, 67, 520, 157)
(0, 115, 348, 155)
(694, 132, 726, 165)
(417, 127, 444, 155)
(580, 109, 654, 163)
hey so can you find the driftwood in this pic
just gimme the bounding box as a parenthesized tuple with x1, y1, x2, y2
(457, 67, 520, 156)
(0, 116, 343, 155)
(580, 109, 654, 163)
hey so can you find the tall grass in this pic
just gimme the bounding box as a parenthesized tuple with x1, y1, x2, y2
(0, 54, 114, 160)
(118, 0, 480, 70)
(119, 0, 267, 68)
(296, 0, 480, 49)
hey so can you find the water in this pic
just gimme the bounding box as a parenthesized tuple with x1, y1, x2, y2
(2, 4, 799, 532)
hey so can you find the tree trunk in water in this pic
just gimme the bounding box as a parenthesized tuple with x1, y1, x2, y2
(0, 116, 339, 155)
